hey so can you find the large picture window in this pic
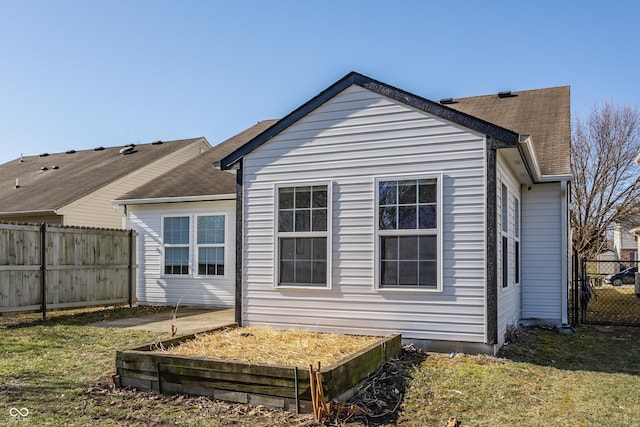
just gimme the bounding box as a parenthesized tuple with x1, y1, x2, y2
(377, 177, 440, 289)
(277, 185, 329, 287)
(163, 214, 226, 277)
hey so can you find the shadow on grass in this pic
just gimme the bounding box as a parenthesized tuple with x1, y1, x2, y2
(498, 324, 640, 376)
(0, 306, 173, 329)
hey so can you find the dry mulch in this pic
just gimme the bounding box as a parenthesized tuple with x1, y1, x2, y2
(157, 327, 381, 369)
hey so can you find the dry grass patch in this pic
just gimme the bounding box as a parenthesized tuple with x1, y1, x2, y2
(158, 326, 381, 368)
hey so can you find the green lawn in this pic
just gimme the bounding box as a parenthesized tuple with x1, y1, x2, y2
(1, 307, 639, 426)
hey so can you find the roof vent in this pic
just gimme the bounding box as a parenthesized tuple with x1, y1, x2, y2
(15, 178, 20, 189)
(439, 97, 457, 105)
(119, 145, 136, 155)
(66, 149, 76, 154)
(498, 91, 517, 98)
(39, 152, 49, 157)
(152, 140, 163, 145)
(94, 146, 105, 151)
(41, 166, 48, 171)
(52, 165, 59, 170)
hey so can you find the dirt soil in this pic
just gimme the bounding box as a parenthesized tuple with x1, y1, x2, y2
(90, 345, 427, 426)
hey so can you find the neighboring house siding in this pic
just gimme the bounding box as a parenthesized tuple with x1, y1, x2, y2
(496, 157, 522, 345)
(521, 182, 563, 322)
(242, 86, 489, 343)
(126, 200, 236, 307)
(60, 140, 209, 228)
(613, 224, 638, 261)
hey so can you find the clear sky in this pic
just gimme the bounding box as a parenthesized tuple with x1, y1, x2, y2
(1, 0, 638, 165)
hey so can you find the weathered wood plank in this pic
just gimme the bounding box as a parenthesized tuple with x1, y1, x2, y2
(0, 223, 136, 311)
(116, 333, 399, 406)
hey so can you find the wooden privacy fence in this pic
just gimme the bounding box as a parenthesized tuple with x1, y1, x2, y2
(0, 223, 136, 317)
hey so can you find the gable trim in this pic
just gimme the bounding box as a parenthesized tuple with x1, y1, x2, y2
(220, 72, 521, 170)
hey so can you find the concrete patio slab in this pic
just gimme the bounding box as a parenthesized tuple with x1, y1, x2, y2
(90, 308, 235, 336)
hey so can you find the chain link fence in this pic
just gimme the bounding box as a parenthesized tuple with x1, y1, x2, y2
(575, 258, 640, 326)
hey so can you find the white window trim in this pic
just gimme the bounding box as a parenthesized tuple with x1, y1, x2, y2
(194, 213, 228, 279)
(374, 173, 444, 293)
(161, 213, 229, 279)
(161, 214, 191, 276)
(273, 181, 333, 290)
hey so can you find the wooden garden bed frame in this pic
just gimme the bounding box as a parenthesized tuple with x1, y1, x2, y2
(115, 326, 401, 413)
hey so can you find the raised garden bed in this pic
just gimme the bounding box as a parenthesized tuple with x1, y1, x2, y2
(115, 326, 401, 413)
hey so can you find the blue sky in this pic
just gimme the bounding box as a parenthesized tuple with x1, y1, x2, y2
(0, 0, 638, 165)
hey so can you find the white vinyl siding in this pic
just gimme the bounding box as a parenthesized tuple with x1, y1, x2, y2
(521, 182, 564, 322)
(241, 86, 488, 344)
(126, 200, 235, 308)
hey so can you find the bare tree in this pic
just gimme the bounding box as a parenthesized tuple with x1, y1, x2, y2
(571, 102, 640, 259)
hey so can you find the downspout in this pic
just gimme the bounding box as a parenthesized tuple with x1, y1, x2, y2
(234, 160, 244, 326)
(560, 181, 569, 324)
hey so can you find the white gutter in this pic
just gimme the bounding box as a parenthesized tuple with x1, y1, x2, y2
(518, 135, 572, 183)
(113, 193, 236, 207)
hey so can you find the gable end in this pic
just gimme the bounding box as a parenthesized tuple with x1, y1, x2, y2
(220, 72, 521, 170)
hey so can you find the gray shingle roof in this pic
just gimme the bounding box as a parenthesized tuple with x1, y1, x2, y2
(0, 138, 206, 213)
(117, 120, 278, 201)
(445, 86, 571, 176)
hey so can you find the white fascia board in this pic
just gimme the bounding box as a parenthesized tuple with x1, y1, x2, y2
(518, 135, 572, 183)
(113, 194, 236, 206)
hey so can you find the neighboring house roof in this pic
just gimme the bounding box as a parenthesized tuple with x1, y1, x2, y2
(445, 86, 571, 176)
(0, 138, 206, 215)
(117, 120, 278, 202)
(221, 72, 571, 181)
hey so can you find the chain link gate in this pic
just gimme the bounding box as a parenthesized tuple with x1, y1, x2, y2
(572, 253, 640, 326)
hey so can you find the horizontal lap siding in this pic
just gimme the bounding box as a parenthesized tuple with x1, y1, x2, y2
(243, 86, 487, 343)
(128, 201, 235, 308)
(521, 183, 562, 321)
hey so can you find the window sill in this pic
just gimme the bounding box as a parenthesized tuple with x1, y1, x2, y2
(375, 286, 443, 293)
(275, 284, 331, 291)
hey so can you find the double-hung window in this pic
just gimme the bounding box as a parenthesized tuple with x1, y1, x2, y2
(377, 177, 440, 290)
(197, 215, 225, 276)
(501, 183, 509, 288)
(163, 215, 226, 277)
(163, 216, 190, 275)
(276, 184, 329, 287)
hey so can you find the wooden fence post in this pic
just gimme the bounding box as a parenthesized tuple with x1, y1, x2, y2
(40, 223, 47, 321)
(128, 229, 134, 307)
